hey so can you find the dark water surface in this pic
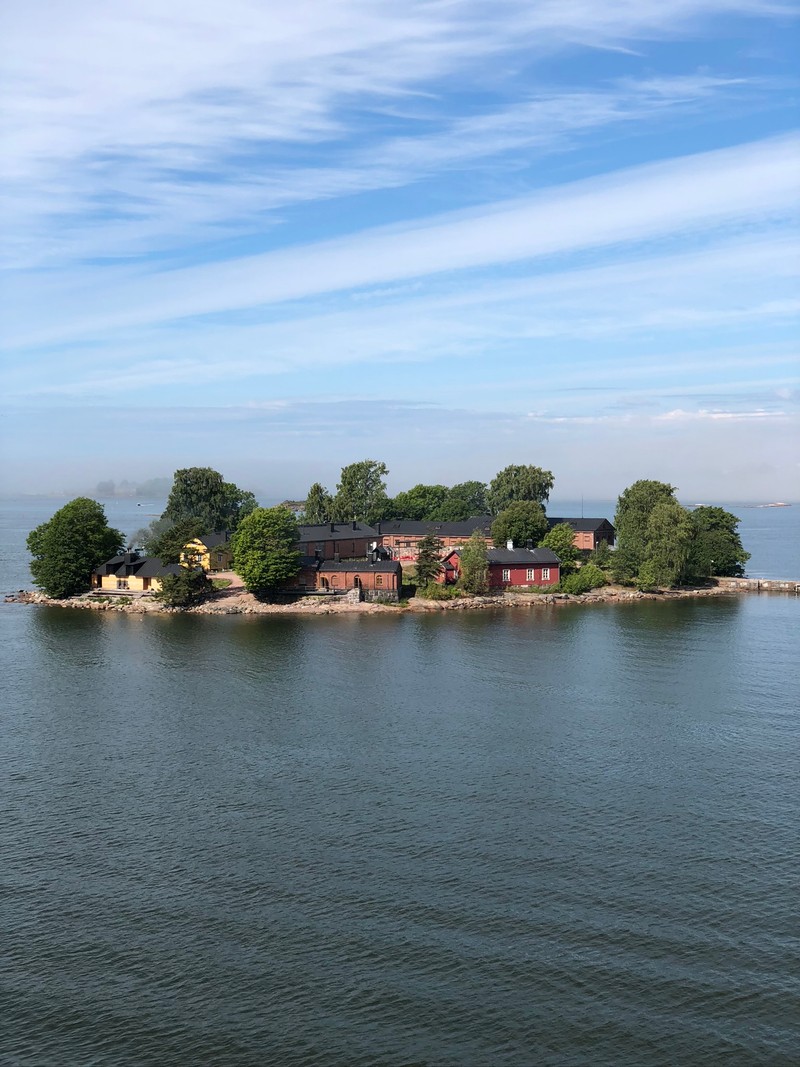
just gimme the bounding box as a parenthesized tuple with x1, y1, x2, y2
(2, 594, 799, 1066)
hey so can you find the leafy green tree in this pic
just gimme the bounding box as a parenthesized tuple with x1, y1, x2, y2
(232, 507, 301, 599)
(163, 467, 257, 532)
(612, 479, 678, 582)
(459, 530, 489, 594)
(153, 569, 212, 608)
(539, 522, 579, 573)
(415, 534, 444, 586)
(561, 563, 607, 594)
(332, 459, 389, 524)
(390, 484, 448, 521)
(487, 465, 554, 514)
(491, 501, 548, 548)
(27, 498, 124, 598)
(138, 516, 207, 564)
(303, 482, 333, 525)
(589, 540, 612, 569)
(686, 506, 750, 579)
(433, 481, 488, 521)
(644, 498, 695, 586)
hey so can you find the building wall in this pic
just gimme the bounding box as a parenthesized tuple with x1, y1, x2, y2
(316, 569, 400, 595)
(381, 531, 491, 562)
(182, 539, 232, 571)
(301, 537, 374, 560)
(488, 563, 560, 588)
(96, 573, 164, 593)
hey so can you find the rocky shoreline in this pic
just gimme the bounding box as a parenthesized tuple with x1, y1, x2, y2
(6, 582, 735, 616)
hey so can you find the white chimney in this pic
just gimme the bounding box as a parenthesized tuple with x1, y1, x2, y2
(507, 539, 514, 550)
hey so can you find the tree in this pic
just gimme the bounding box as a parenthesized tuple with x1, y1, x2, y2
(303, 482, 333, 525)
(433, 481, 488, 521)
(141, 516, 208, 564)
(153, 569, 212, 608)
(390, 484, 448, 521)
(686, 506, 750, 579)
(561, 564, 606, 594)
(332, 459, 389, 524)
(162, 467, 257, 532)
(491, 501, 548, 548)
(487, 465, 554, 514)
(459, 530, 489, 594)
(612, 479, 678, 582)
(415, 534, 443, 586)
(27, 498, 124, 598)
(644, 498, 695, 586)
(231, 507, 301, 599)
(539, 522, 579, 573)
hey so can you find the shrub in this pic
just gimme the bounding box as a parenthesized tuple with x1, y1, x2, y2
(417, 582, 460, 600)
(561, 564, 607, 595)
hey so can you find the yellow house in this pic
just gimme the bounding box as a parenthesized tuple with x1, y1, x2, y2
(181, 532, 233, 572)
(93, 552, 183, 593)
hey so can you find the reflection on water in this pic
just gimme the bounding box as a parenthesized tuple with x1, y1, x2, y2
(2, 596, 799, 1066)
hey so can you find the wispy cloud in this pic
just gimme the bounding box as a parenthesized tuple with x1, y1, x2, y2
(4, 135, 798, 351)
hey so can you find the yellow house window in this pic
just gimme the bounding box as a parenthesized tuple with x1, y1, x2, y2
(117, 579, 128, 589)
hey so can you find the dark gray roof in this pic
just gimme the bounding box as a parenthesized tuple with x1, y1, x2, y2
(377, 516, 493, 537)
(193, 531, 232, 548)
(319, 560, 401, 574)
(487, 547, 561, 565)
(133, 559, 183, 578)
(449, 546, 560, 565)
(298, 522, 377, 543)
(93, 553, 183, 578)
(547, 517, 614, 533)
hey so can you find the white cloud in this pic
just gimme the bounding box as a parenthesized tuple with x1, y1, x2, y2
(3, 135, 798, 351)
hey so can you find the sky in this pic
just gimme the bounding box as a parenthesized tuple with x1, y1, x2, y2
(1, 1, 798, 502)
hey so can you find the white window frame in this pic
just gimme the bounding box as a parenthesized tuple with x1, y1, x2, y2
(502, 568, 511, 582)
(542, 568, 550, 580)
(526, 568, 535, 581)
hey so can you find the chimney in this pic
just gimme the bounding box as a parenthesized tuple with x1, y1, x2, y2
(352, 520, 357, 530)
(507, 540, 514, 550)
(376, 521, 382, 535)
(330, 522, 335, 533)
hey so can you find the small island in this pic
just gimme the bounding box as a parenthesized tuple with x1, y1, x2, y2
(15, 461, 766, 615)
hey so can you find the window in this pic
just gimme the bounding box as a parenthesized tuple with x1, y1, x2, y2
(502, 568, 511, 582)
(116, 579, 128, 589)
(542, 568, 550, 580)
(526, 568, 535, 581)
(375, 576, 383, 587)
(216, 552, 224, 563)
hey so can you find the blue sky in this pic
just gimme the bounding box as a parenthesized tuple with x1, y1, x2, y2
(1, 0, 798, 501)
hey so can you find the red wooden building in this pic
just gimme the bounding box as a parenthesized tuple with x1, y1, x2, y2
(441, 546, 561, 589)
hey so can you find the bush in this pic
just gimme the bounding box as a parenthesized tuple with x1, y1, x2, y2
(154, 569, 212, 608)
(561, 564, 607, 595)
(417, 582, 461, 600)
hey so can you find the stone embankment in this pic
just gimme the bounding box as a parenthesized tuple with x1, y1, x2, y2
(7, 579, 784, 617)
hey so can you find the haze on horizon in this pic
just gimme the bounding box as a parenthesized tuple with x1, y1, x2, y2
(1, 1, 798, 502)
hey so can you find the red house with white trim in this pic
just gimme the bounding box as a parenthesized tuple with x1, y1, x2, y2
(442, 546, 561, 589)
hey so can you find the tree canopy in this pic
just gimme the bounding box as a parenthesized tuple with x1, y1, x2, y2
(611, 481, 749, 587)
(139, 516, 207, 564)
(686, 506, 750, 579)
(538, 522, 579, 573)
(491, 501, 548, 548)
(27, 497, 124, 598)
(332, 459, 389, 524)
(434, 481, 488, 521)
(231, 507, 301, 599)
(163, 467, 257, 532)
(612, 479, 678, 582)
(414, 534, 444, 586)
(390, 484, 448, 522)
(303, 482, 333, 525)
(153, 568, 212, 608)
(487, 465, 554, 514)
(459, 530, 489, 594)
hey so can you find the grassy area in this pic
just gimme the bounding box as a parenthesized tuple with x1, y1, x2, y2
(211, 578, 232, 590)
